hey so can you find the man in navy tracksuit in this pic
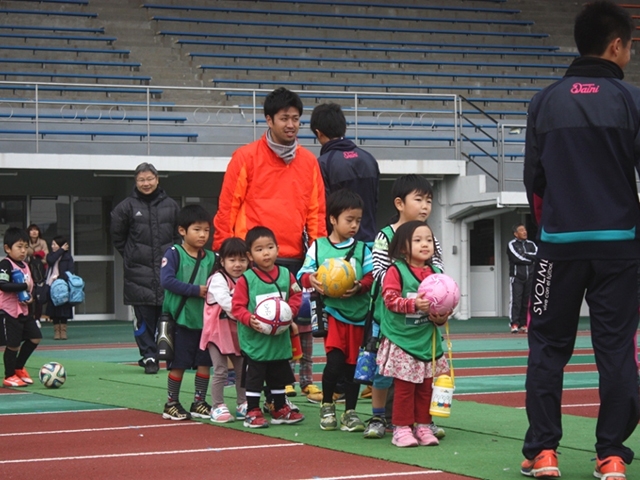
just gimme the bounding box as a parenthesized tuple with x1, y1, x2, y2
(310, 103, 380, 244)
(507, 224, 537, 333)
(521, 2, 640, 478)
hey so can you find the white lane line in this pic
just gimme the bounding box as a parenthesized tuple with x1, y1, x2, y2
(296, 472, 443, 480)
(516, 403, 600, 410)
(0, 442, 304, 465)
(0, 422, 203, 437)
(0, 407, 128, 416)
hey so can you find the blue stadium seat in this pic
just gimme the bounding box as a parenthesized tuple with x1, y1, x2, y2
(166, 31, 560, 51)
(0, 33, 117, 44)
(0, 45, 130, 58)
(199, 64, 561, 83)
(0, 24, 105, 34)
(0, 129, 198, 141)
(181, 40, 575, 60)
(0, 71, 151, 84)
(144, 4, 532, 26)
(0, 112, 186, 123)
(0, 85, 163, 99)
(151, 16, 548, 39)
(191, 52, 567, 72)
(0, 58, 141, 70)
(0, 8, 97, 17)
(211, 78, 542, 95)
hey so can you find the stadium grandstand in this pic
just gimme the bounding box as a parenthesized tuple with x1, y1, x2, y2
(0, 0, 635, 321)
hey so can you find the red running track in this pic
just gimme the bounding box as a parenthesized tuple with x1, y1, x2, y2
(0, 409, 476, 480)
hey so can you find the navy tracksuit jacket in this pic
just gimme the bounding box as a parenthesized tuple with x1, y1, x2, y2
(523, 56, 640, 463)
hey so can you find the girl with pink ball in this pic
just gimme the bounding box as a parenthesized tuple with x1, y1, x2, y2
(376, 220, 453, 448)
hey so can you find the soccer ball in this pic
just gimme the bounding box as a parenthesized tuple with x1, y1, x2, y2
(254, 297, 293, 336)
(316, 258, 356, 298)
(39, 362, 66, 389)
(418, 274, 460, 316)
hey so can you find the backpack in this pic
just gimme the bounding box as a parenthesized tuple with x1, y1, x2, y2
(28, 256, 46, 285)
(50, 278, 70, 306)
(66, 271, 85, 306)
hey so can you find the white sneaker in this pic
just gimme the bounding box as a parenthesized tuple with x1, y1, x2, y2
(210, 404, 234, 423)
(236, 402, 248, 420)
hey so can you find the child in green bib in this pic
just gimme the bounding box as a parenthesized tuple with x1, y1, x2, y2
(376, 221, 452, 448)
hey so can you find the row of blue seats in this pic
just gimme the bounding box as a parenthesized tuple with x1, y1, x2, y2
(143, 4, 532, 26)
(0, 24, 104, 34)
(233, 0, 512, 14)
(1, 97, 174, 110)
(164, 31, 560, 51)
(223, 90, 531, 107)
(0, 32, 116, 44)
(0, 58, 140, 70)
(0, 8, 96, 17)
(0, 85, 163, 99)
(0, 112, 186, 123)
(0, 129, 198, 141)
(0, 45, 130, 58)
(13, 0, 89, 4)
(198, 64, 562, 83)
(152, 16, 548, 39)
(180, 39, 576, 60)
(211, 78, 543, 95)
(189, 52, 568, 72)
(0, 71, 151, 84)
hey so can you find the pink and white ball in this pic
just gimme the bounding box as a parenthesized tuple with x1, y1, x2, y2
(253, 297, 293, 335)
(418, 274, 460, 316)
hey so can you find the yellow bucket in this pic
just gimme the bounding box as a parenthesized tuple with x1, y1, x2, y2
(429, 375, 454, 418)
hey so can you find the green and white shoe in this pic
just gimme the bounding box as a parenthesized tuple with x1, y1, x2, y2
(320, 403, 337, 430)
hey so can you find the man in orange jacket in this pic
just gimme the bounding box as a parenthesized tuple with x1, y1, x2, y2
(213, 87, 327, 273)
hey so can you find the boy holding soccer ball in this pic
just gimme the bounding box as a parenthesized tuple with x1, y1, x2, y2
(231, 226, 304, 428)
(0, 228, 42, 387)
(297, 189, 374, 432)
(160, 205, 216, 421)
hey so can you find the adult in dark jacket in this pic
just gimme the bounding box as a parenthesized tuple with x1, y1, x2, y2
(521, 2, 640, 478)
(506, 224, 537, 333)
(45, 236, 74, 341)
(310, 103, 379, 244)
(111, 163, 180, 374)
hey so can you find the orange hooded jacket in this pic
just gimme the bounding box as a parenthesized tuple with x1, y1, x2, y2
(213, 134, 327, 259)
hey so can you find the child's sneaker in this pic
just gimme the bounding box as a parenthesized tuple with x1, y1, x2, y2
(285, 384, 297, 397)
(3, 375, 28, 387)
(243, 408, 269, 428)
(14, 368, 33, 385)
(286, 397, 300, 413)
(511, 325, 520, 334)
(210, 404, 234, 423)
(520, 449, 560, 478)
(163, 402, 191, 421)
(392, 425, 419, 448)
(225, 370, 236, 387)
(413, 424, 439, 446)
(262, 400, 274, 415)
(519, 326, 528, 334)
(334, 392, 346, 404)
(320, 403, 337, 431)
(363, 416, 387, 439)
(271, 404, 305, 425)
(594, 456, 626, 479)
(236, 402, 247, 420)
(340, 410, 365, 432)
(427, 422, 446, 439)
(189, 401, 212, 419)
(360, 385, 373, 398)
(301, 384, 322, 397)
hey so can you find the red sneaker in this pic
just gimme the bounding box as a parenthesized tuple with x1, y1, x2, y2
(14, 368, 33, 385)
(594, 456, 626, 479)
(243, 408, 269, 429)
(270, 404, 305, 425)
(521, 449, 560, 478)
(3, 375, 28, 387)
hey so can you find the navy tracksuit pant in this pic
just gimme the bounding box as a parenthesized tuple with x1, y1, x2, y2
(523, 258, 640, 464)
